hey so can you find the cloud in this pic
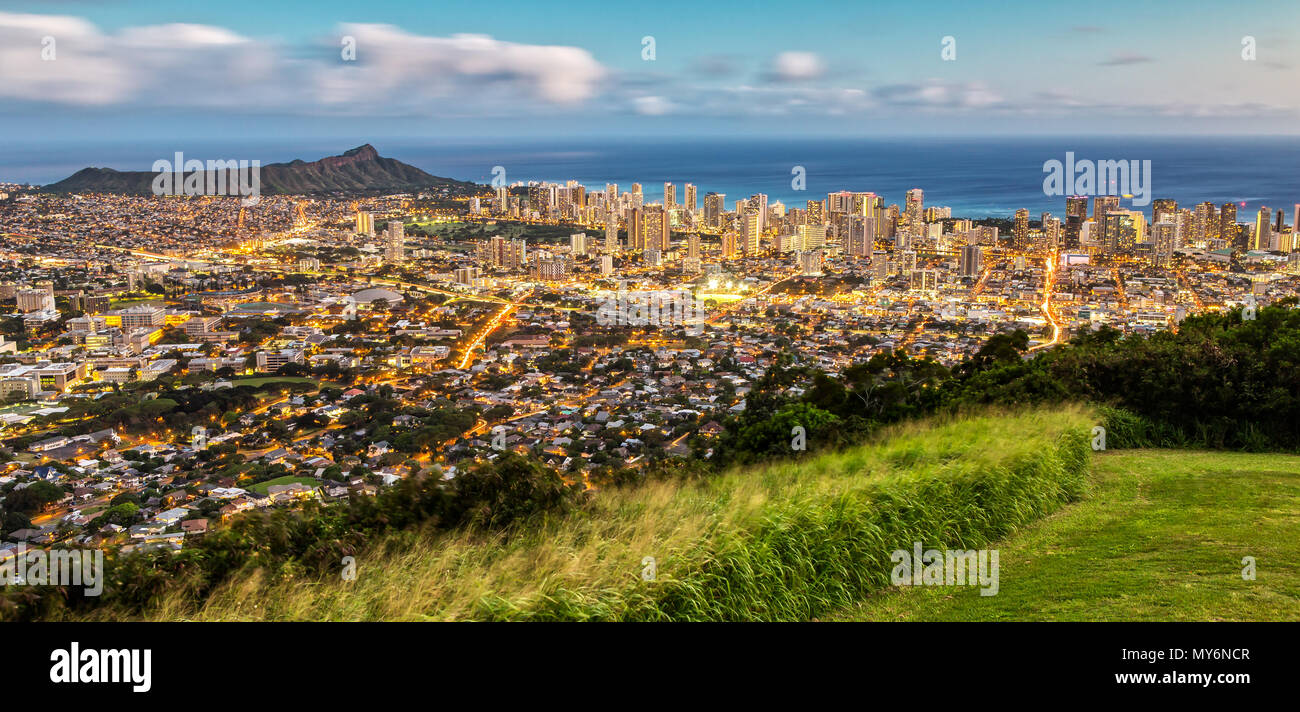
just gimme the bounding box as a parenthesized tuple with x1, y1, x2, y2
(318, 25, 606, 108)
(632, 96, 674, 116)
(691, 54, 740, 77)
(873, 80, 1002, 109)
(765, 51, 825, 82)
(1098, 52, 1153, 66)
(0, 13, 607, 114)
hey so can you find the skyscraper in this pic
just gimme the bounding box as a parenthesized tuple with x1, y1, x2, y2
(741, 210, 761, 255)
(355, 210, 374, 236)
(1253, 206, 1271, 251)
(605, 212, 619, 252)
(663, 183, 676, 208)
(905, 189, 924, 236)
(1013, 209, 1030, 251)
(627, 207, 645, 252)
(1152, 199, 1178, 226)
(806, 199, 825, 225)
(1194, 202, 1217, 245)
(1064, 196, 1088, 249)
(385, 221, 404, 261)
(684, 184, 697, 213)
(748, 194, 768, 234)
(647, 204, 671, 252)
(1220, 203, 1238, 247)
(704, 192, 726, 229)
(960, 244, 983, 277)
(1103, 210, 1145, 254)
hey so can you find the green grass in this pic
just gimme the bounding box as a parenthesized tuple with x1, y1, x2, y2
(231, 377, 318, 388)
(135, 406, 1095, 621)
(246, 475, 322, 496)
(833, 449, 1300, 621)
(108, 298, 162, 309)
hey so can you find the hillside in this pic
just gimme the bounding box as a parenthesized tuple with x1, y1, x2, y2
(44, 144, 480, 196)
(114, 406, 1095, 621)
(834, 449, 1300, 621)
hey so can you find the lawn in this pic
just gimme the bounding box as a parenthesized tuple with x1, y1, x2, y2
(246, 475, 323, 496)
(832, 449, 1300, 621)
(231, 376, 318, 389)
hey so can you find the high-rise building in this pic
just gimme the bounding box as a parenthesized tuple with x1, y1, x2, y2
(1220, 203, 1239, 248)
(684, 184, 697, 213)
(531, 254, 570, 281)
(16, 289, 54, 313)
(1153, 221, 1176, 261)
(1013, 209, 1030, 250)
(687, 234, 701, 260)
(721, 231, 739, 258)
(1193, 202, 1217, 246)
(960, 245, 983, 277)
(748, 194, 768, 234)
(479, 236, 527, 269)
(795, 224, 826, 252)
(1253, 206, 1272, 251)
(846, 216, 872, 257)
(1064, 196, 1087, 250)
(605, 212, 619, 252)
(1152, 199, 1178, 226)
(1093, 195, 1120, 221)
(905, 189, 924, 235)
(385, 221, 404, 261)
(627, 207, 645, 252)
(663, 183, 676, 208)
(646, 205, 670, 252)
(1043, 215, 1061, 250)
(799, 250, 824, 276)
(740, 210, 761, 255)
(704, 192, 726, 229)
(570, 233, 587, 257)
(806, 200, 825, 225)
(1103, 210, 1145, 254)
(355, 210, 374, 236)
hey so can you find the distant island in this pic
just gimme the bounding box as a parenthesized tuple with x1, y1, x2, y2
(44, 144, 481, 196)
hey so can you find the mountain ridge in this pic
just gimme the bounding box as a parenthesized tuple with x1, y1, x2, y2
(44, 144, 480, 196)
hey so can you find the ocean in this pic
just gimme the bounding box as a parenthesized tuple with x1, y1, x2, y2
(4, 136, 1299, 220)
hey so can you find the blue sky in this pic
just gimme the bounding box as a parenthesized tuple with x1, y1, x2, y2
(1, 0, 1298, 143)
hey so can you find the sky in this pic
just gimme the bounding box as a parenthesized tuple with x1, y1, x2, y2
(0, 0, 1298, 145)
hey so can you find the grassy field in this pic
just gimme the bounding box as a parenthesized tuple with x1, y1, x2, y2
(133, 406, 1095, 621)
(246, 475, 322, 496)
(231, 376, 318, 389)
(833, 449, 1300, 621)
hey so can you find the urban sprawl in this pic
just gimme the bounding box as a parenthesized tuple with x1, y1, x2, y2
(1, 175, 1296, 556)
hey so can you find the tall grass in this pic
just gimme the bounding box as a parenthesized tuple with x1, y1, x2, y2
(116, 405, 1095, 621)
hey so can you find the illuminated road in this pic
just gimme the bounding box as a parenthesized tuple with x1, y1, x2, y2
(1029, 251, 1062, 352)
(456, 295, 528, 370)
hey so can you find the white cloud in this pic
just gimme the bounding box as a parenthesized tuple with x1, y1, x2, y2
(316, 25, 606, 109)
(0, 14, 607, 114)
(632, 96, 674, 116)
(767, 51, 825, 82)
